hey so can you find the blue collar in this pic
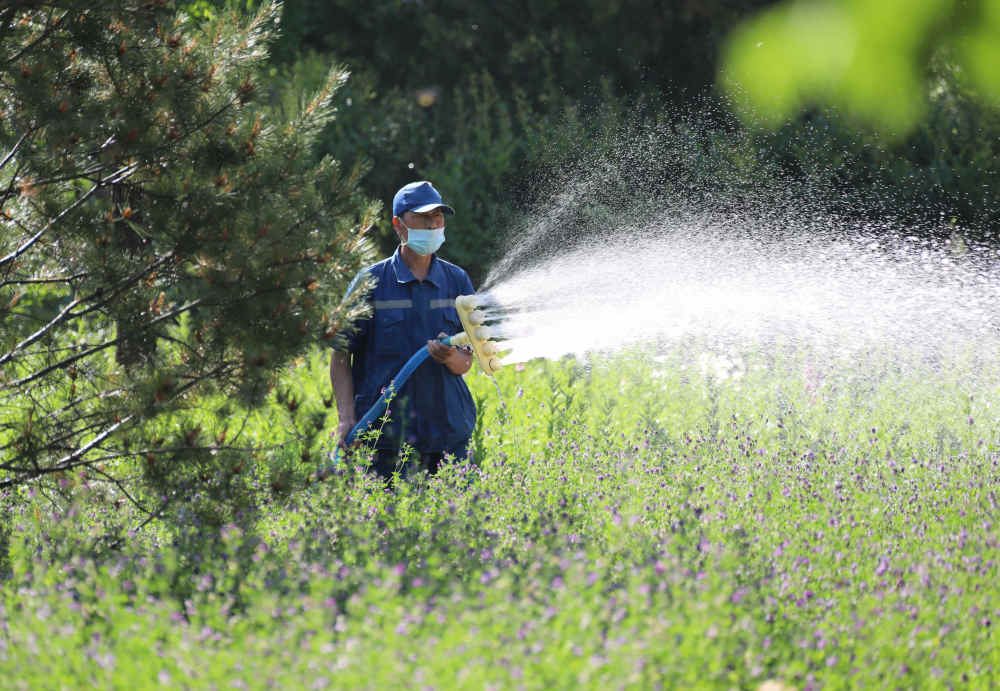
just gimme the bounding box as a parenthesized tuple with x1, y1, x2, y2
(391, 246, 443, 287)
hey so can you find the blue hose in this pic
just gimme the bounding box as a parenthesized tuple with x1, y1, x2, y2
(326, 335, 457, 472)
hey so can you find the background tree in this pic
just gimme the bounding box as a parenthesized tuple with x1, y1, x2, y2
(219, 0, 999, 281)
(0, 0, 374, 527)
(208, 0, 777, 284)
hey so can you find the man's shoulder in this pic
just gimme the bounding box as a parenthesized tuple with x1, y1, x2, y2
(364, 255, 395, 275)
(352, 255, 395, 287)
(342, 255, 394, 303)
(434, 256, 470, 280)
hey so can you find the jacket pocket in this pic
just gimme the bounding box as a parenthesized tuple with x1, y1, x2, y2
(373, 308, 406, 356)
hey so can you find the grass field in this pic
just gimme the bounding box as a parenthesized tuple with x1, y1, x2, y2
(3, 345, 999, 688)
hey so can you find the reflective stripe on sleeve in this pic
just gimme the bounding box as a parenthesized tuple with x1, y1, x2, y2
(430, 298, 455, 309)
(374, 299, 413, 309)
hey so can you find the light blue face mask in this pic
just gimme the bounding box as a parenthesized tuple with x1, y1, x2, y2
(402, 222, 445, 256)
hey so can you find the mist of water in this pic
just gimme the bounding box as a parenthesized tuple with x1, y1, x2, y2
(479, 219, 1000, 369)
(473, 114, 1000, 380)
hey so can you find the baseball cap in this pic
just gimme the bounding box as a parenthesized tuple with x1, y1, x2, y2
(392, 181, 455, 218)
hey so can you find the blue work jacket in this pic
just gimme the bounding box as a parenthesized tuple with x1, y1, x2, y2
(337, 247, 477, 453)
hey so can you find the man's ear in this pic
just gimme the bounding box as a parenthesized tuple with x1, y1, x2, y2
(392, 216, 406, 242)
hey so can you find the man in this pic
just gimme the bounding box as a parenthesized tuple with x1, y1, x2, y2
(330, 181, 477, 480)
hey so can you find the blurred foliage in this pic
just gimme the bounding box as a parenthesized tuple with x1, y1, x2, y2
(263, 0, 771, 102)
(191, 0, 778, 284)
(722, 0, 1000, 133)
(757, 58, 1000, 239)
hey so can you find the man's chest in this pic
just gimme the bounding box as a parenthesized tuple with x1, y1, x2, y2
(371, 281, 462, 350)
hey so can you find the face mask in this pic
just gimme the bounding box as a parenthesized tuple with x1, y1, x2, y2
(402, 222, 445, 255)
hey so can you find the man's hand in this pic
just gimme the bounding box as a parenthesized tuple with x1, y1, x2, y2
(428, 332, 473, 375)
(337, 415, 357, 449)
(426, 333, 454, 364)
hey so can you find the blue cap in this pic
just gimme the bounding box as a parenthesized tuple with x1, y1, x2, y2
(392, 181, 455, 218)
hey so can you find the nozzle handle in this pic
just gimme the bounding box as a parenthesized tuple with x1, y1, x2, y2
(442, 332, 470, 347)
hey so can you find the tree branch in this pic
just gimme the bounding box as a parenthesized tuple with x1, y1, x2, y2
(87, 464, 154, 516)
(0, 129, 31, 171)
(0, 247, 175, 370)
(23, 163, 113, 188)
(83, 439, 296, 464)
(0, 388, 125, 452)
(0, 177, 102, 269)
(0, 293, 82, 366)
(0, 414, 134, 489)
(0, 156, 29, 230)
(4, 295, 202, 389)
(34, 416, 116, 455)
(0, 8, 67, 69)
(0, 271, 88, 288)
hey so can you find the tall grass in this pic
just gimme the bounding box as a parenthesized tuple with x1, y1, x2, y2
(3, 346, 998, 688)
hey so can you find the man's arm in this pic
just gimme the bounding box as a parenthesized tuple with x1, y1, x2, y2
(330, 350, 356, 446)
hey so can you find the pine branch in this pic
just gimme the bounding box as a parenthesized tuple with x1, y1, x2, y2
(0, 294, 82, 365)
(0, 7, 67, 68)
(0, 271, 88, 288)
(84, 440, 299, 464)
(0, 177, 101, 269)
(4, 295, 201, 389)
(0, 414, 134, 488)
(0, 129, 31, 171)
(23, 163, 115, 188)
(0, 157, 29, 222)
(0, 389, 125, 453)
(0, 247, 174, 369)
(1, 358, 232, 471)
(54, 414, 135, 471)
(35, 416, 115, 455)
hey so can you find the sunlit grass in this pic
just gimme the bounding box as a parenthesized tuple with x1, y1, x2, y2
(2, 345, 998, 688)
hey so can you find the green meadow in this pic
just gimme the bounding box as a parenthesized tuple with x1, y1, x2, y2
(3, 345, 998, 689)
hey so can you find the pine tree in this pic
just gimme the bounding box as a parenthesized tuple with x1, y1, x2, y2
(0, 1, 374, 526)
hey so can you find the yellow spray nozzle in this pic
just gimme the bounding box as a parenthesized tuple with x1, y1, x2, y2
(454, 294, 504, 375)
(467, 309, 485, 325)
(446, 331, 471, 347)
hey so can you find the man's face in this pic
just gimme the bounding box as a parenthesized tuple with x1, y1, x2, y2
(400, 208, 445, 230)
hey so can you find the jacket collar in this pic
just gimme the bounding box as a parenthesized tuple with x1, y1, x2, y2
(391, 245, 443, 287)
